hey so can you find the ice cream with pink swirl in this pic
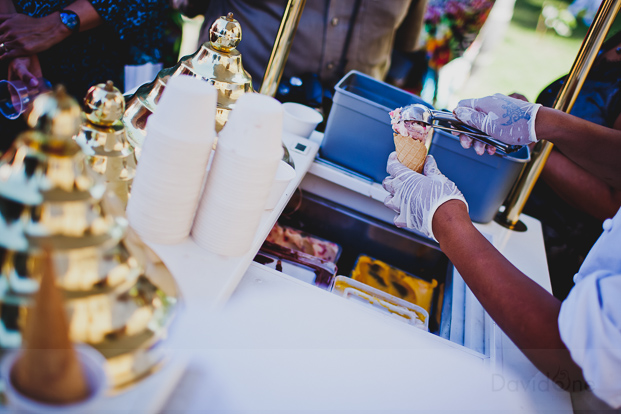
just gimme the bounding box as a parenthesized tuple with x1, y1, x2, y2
(389, 106, 429, 142)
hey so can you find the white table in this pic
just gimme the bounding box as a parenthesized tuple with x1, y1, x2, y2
(156, 214, 571, 412)
(109, 132, 573, 413)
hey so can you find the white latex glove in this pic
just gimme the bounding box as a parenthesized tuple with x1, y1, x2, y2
(453, 93, 542, 153)
(383, 152, 467, 241)
(454, 132, 495, 156)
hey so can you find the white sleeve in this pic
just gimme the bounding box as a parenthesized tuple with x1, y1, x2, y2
(559, 270, 621, 408)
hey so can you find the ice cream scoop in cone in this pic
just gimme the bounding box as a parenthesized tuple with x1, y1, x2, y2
(11, 250, 90, 405)
(394, 133, 427, 173)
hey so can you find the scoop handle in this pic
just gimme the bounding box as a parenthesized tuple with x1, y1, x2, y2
(431, 111, 522, 154)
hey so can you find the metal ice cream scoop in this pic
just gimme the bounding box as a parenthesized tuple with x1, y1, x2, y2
(403, 104, 523, 155)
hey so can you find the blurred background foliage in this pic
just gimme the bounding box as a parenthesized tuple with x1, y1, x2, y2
(456, 0, 620, 103)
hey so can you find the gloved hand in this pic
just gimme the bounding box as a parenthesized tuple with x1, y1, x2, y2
(453, 93, 542, 155)
(383, 152, 467, 241)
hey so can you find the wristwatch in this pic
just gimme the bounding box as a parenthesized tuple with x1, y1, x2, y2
(59, 10, 80, 34)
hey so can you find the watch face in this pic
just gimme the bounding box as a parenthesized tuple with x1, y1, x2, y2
(60, 11, 80, 33)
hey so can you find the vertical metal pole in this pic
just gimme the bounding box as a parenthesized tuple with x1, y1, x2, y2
(259, 0, 307, 97)
(496, 0, 621, 230)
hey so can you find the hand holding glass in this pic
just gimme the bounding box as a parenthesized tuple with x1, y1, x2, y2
(0, 78, 52, 120)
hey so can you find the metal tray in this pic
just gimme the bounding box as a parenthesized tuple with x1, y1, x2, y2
(277, 191, 454, 337)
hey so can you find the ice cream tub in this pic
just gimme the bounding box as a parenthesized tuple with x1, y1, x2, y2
(254, 242, 337, 288)
(429, 130, 530, 223)
(320, 70, 433, 183)
(350, 255, 438, 314)
(265, 222, 342, 264)
(331, 275, 429, 330)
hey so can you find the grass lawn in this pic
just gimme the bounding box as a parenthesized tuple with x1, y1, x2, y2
(456, 0, 594, 102)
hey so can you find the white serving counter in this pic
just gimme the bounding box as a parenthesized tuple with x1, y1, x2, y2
(106, 132, 573, 413)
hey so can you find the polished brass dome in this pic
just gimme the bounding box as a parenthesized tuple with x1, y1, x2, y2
(84, 81, 125, 126)
(26, 85, 83, 144)
(210, 12, 242, 52)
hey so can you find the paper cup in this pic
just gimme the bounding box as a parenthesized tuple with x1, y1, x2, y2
(191, 207, 266, 256)
(191, 148, 281, 255)
(150, 75, 217, 142)
(126, 123, 213, 244)
(265, 160, 296, 210)
(0, 345, 108, 413)
(218, 93, 284, 158)
(282, 102, 323, 138)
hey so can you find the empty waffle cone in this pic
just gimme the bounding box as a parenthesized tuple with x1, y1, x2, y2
(12, 251, 90, 405)
(394, 133, 427, 173)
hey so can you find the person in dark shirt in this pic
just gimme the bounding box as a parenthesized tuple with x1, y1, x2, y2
(0, 0, 170, 98)
(0, 0, 171, 151)
(523, 31, 621, 300)
(180, 0, 426, 97)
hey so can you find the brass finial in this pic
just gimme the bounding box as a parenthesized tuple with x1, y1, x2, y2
(55, 84, 67, 98)
(83, 81, 125, 126)
(209, 12, 242, 52)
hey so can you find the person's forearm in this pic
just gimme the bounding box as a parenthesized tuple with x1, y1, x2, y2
(536, 107, 621, 190)
(32, 1, 103, 52)
(0, 0, 16, 14)
(432, 201, 585, 388)
(541, 150, 621, 220)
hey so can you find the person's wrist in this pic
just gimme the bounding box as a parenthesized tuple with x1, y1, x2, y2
(528, 103, 542, 143)
(431, 199, 470, 244)
(59, 9, 80, 34)
(533, 106, 561, 144)
(48, 11, 74, 44)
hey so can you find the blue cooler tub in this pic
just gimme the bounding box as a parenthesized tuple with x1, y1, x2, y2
(321, 70, 432, 183)
(429, 130, 530, 223)
(321, 70, 530, 224)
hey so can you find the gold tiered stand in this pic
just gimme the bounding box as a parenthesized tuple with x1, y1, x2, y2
(123, 12, 253, 149)
(76, 81, 137, 208)
(122, 13, 294, 166)
(0, 86, 179, 390)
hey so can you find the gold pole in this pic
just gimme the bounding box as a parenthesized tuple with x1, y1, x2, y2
(496, 0, 621, 230)
(259, 0, 307, 97)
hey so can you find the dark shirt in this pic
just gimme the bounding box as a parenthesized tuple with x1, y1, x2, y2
(198, 0, 425, 89)
(526, 57, 621, 301)
(13, 0, 170, 99)
(570, 59, 621, 128)
(537, 58, 621, 128)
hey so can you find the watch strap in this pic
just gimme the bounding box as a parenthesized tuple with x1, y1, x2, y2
(60, 10, 80, 34)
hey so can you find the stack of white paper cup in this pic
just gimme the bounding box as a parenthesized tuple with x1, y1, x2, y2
(127, 75, 217, 244)
(192, 93, 284, 256)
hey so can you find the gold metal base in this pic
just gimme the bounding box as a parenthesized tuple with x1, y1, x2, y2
(494, 211, 527, 232)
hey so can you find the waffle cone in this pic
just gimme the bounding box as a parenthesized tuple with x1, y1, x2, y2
(394, 133, 427, 173)
(12, 251, 90, 404)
